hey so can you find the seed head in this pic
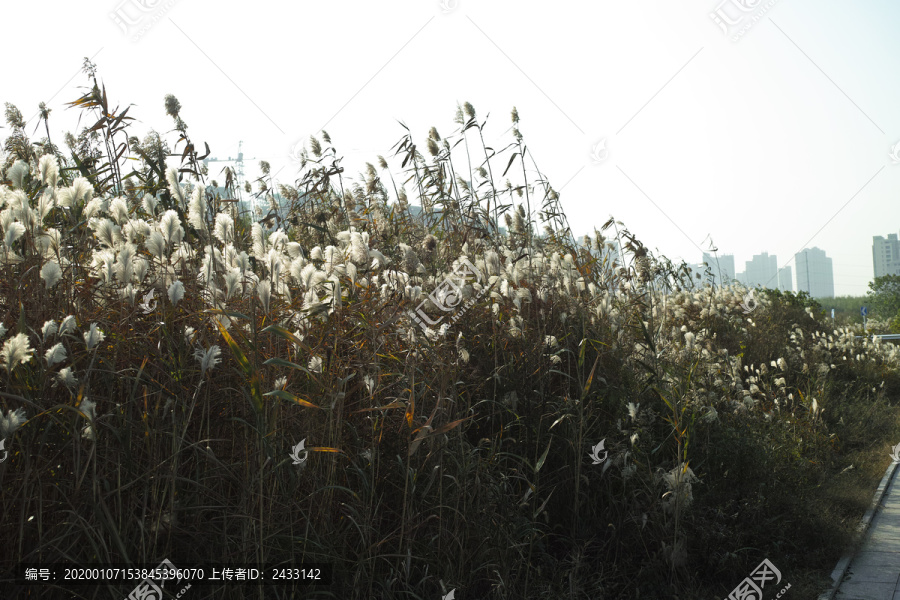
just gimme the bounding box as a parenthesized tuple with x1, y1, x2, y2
(164, 94, 181, 119)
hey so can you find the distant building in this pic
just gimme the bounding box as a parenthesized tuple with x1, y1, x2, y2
(795, 247, 834, 298)
(873, 232, 900, 278)
(743, 252, 777, 289)
(701, 252, 736, 286)
(778, 266, 792, 292)
(739, 252, 793, 292)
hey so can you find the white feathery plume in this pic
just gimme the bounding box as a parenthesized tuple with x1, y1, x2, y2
(121, 283, 137, 305)
(299, 263, 318, 289)
(45, 343, 67, 367)
(289, 256, 306, 285)
(265, 249, 284, 282)
(109, 197, 129, 225)
(8, 160, 29, 189)
(146, 230, 166, 259)
(258, 280, 272, 313)
(37, 189, 54, 221)
(234, 250, 251, 274)
(0, 333, 34, 374)
(224, 269, 241, 300)
(214, 213, 234, 245)
(326, 274, 342, 311)
(268, 231, 288, 252)
(223, 243, 238, 268)
(4, 222, 25, 249)
(286, 242, 303, 259)
(194, 345, 222, 376)
(57, 177, 93, 208)
(369, 249, 387, 269)
(134, 257, 150, 283)
(59, 315, 77, 336)
(187, 184, 206, 231)
(83, 197, 105, 221)
(251, 223, 266, 259)
(92, 218, 121, 249)
(0, 407, 27, 439)
(348, 232, 369, 265)
(35, 228, 61, 258)
(168, 280, 185, 305)
(166, 167, 184, 206)
(93, 250, 116, 284)
(41, 320, 58, 340)
(115, 244, 135, 284)
(308, 356, 323, 373)
(79, 398, 97, 441)
(41, 261, 62, 288)
(142, 194, 159, 215)
(56, 367, 77, 388)
(323, 246, 339, 275)
(84, 323, 106, 350)
(159, 210, 184, 245)
(39, 155, 59, 188)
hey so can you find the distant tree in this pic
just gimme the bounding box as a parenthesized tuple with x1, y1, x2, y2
(866, 275, 900, 320)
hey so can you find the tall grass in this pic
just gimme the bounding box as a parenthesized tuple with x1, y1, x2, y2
(1, 61, 900, 599)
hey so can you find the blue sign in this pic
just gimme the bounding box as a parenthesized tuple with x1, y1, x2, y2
(861, 306, 868, 317)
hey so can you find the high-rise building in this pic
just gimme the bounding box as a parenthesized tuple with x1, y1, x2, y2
(777, 266, 792, 292)
(743, 252, 778, 289)
(873, 233, 900, 278)
(795, 247, 834, 298)
(701, 253, 736, 286)
(739, 252, 793, 291)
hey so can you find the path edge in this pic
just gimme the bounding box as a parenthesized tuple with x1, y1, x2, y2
(817, 457, 900, 599)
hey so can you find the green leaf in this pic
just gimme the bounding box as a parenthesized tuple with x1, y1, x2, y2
(205, 308, 251, 321)
(263, 357, 313, 376)
(501, 152, 519, 177)
(263, 389, 321, 410)
(535, 439, 552, 474)
(549, 414, 572, 430)
(582, 355, 600, 398)
(261, 324, 306, 348)
(215, 318, 262, 414)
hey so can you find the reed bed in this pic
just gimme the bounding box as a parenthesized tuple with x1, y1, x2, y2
(1, 60, 900, 599)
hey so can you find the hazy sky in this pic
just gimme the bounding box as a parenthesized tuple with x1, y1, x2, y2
(3, 0, 900, 297)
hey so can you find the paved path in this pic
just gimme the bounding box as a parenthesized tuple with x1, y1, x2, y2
(828, 460, 900, 599)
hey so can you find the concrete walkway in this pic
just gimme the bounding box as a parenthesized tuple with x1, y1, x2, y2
(821, 459, 900, 599)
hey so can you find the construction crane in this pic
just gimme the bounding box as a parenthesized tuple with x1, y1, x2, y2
(202, 141, 258, 214)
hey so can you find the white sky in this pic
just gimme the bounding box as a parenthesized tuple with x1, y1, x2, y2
(4, 0, 900, 297)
